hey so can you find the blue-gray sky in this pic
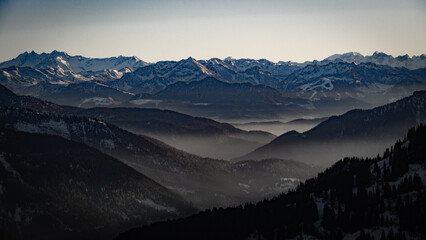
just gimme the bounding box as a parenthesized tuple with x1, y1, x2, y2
(0, 0, 425, 62)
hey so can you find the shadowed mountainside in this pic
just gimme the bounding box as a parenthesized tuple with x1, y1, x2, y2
(236, 90, 426, 167)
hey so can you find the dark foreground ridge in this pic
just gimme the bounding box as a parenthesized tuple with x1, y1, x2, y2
(116, 124, 426, 240)
(0, 127, 195, 240)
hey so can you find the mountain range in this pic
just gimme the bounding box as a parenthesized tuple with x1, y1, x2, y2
(2, 51, 426, 120)
(0, 84, 318, 211)
(0, 50, 147, 74)
(2, 50, 426, 239)
(324, 51, 426, 70)
(73, 107, 275, 160)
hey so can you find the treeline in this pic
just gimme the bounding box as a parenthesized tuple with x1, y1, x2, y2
(116, 124, 426, 240)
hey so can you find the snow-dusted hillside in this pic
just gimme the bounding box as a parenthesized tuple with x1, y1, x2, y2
(279, 61, 426, 105)
(109, 57, 216, 93)
(1, 51, 425, 110)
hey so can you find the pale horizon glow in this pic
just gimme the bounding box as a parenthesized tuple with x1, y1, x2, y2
(0, 0, 425, 63)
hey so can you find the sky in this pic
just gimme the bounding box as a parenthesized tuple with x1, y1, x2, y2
(0, 0, 425, 63)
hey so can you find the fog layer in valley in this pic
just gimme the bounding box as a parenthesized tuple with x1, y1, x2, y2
(231, 117, 327, 136)
(135, 132, 275, 160)
(235, 138, 398, 167)
(135, 118, 328, 160)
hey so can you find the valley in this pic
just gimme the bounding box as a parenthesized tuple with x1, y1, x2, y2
(1, 50, 426, 239)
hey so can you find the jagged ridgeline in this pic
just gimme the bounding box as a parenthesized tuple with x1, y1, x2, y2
(2, 51, 426, 120)
(116, 124, 426, 240)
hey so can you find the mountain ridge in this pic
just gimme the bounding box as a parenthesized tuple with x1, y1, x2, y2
(236, 90, 426, 166)
(0, 126, 195, 239)
(0, 85, 318, 209)
(115, 124, 426, 240)
(0, 83, 276, 160)
(2, 51, 426, 118)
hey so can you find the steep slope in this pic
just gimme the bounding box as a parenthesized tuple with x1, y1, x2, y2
(125, 76, 308, 120)
(110, 57, 215, 93)
(0, 66, 134, 107)
(237, 91, 426, 166)
(0, 83, 77, 112)
(280, 61, 425, 106)
(324, 51, 426, 70)
(0, 83, 274, 159)
(0, 127, 194, 240)
(151, 76, 284, 105)
(26, 81, 135, 107)
(0, 66, 54, 91)
(0, 106, 316, 209)
(221, 58, 301, 78)
(114, 57, 299, 94)
(0, 50, 148, 73)
(76, 107, 275, 160)
(116, 124, 426, 240)
(0, 51, 144, 107)
(198, 58, 295, 87)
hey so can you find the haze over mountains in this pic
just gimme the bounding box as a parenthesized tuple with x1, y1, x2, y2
(117, 124, 426, 240)
(1, 50, 426, 239)
(236, 90, 426, 166)
(0, 83, 275, 160)
(0, 83, 318, 207)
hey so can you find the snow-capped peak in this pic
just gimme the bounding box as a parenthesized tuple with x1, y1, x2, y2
(0, 51, 148, 73)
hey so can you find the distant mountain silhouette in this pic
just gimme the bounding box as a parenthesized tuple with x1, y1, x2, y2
(237, 90, 426, 166)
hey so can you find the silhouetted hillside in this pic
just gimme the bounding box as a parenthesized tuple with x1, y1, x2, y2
(116, 124, 426, 240)
(0, 127, 194, 240)
(238, 90, 426, 166)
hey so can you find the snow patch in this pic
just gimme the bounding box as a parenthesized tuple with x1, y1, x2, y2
(14, 207, 22, 222)
(385, 164, 426, 187)
(371, 157, 390, 173)
(300, 77, 334, 91)
(192, 102, 209, 106)
(166, 186, 195, 195)
(280, 177, 300, 182)
(130, 99, 162, 106)
(401, 140, 410, 149)
(100, 139, 116, 149)
(0, 155, 23, 181)
(13, 122, 41, 134)
(313, 197, 327, 219)
(14, 120, 70, 138)
(138, 199, 175, 213)
(42, 120, 70, 138)
(78, 97, 116, 107)
(238, 183, 250, 188)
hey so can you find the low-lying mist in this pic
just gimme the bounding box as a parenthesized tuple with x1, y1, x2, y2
(231, 118, 327, 136)
(147, 133, 272, 160)
(236, 138, 399, 168)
